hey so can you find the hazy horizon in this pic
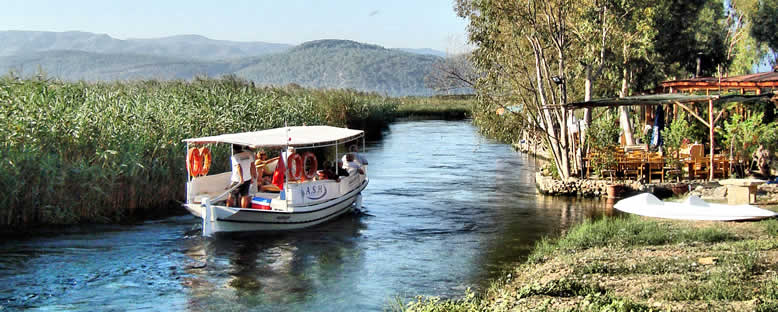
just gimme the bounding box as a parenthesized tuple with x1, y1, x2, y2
(1, 0, 473, 53)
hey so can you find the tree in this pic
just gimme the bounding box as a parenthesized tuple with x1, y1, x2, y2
(608, 0, 659, 145)
(457, 0, 731, 180)
(751, 0, 778, 64)
(456, 0, 594, 179)
(722, 0, 767, 75)
(424, 53, 477, 93)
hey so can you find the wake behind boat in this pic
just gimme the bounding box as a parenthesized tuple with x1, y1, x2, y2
(614, 193, 777, 221)
(182, 126, 369, 236)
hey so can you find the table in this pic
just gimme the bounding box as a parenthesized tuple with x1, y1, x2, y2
(718, 179, 766, 205)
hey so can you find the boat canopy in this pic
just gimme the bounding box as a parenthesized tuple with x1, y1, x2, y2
(183, 126, 364, 148)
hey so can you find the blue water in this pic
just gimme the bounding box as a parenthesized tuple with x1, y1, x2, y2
(0, 120, 610, 311)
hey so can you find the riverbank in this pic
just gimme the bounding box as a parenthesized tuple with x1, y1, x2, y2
(403, 215, 778, 311)
(535, 170, 778, 204)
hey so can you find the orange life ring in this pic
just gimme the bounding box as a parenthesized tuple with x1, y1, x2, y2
(286, 153, 303, 181)
(199, 147, 212, 176)
(302, 152, 318, 180)
(186, 147, 203, 177)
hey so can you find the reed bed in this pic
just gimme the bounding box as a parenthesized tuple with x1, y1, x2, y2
(0, 76, 396, 227)
(394, 94, 473, 119)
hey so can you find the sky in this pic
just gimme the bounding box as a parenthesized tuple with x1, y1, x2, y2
(1, 0, 472, 53)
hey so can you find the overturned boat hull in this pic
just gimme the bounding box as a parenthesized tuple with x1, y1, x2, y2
(614, 193, 777, 221)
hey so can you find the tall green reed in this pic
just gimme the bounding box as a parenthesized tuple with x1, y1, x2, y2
(0, 76, 397, 227)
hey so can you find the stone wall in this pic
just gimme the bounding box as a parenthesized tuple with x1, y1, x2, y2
(535, 172, 646, 197)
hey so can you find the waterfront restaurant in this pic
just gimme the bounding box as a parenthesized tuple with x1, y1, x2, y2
(564, 71, 778, 183)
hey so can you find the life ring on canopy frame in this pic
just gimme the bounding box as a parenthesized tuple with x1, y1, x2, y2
(286, 153, 303, 181)
(186, 147, 203, 177)
(302, 152, 318, 180)
(198, 147, 212, 176)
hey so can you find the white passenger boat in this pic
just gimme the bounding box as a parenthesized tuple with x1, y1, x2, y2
(182, 126, 368, 236)
(614, 193, 777, 221)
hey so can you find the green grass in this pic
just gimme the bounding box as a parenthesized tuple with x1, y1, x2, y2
(528, 215, 736, 263)
(394, 95, 473, 119)
(0, 76, 397, 227)
(515, 279, 605, 299)
(401, 217, 778, 311)
(575, 258, 699, 275)
(666, 249, 761, 301)
(765, 218, 778, 237)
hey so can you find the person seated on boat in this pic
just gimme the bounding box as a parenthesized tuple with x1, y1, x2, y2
(342, 153, 365, 176)
(227, 145, 257, 208)
(341, 145, 368, 166)
(316, 160, 348, 182)
(255, 150, 270, 180)
(255, 151, 278, 192)
(315, 161, 337, 180)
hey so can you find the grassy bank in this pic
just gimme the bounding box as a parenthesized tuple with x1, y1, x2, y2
(402, 215, 778, 312)
(394, 95, 473, 119)
(0, 76, 396, 228)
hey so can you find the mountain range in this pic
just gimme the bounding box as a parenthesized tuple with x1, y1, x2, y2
(0, 30, 451, 95)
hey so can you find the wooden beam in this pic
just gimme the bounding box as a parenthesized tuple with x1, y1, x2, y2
(713, 108, 727, 125)
(674, 101, 710, 128)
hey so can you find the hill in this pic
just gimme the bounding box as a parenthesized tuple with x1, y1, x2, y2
(0, 50, 245, 80)
(0, 31, 448, 95)
(395, 48, 447, 57)
(0, 30, 291, 60)
(237, 40, 441, 95)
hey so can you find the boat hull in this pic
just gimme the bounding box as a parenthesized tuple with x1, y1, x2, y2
(614, 193, 778, 221)
(189, 179, 367, 233)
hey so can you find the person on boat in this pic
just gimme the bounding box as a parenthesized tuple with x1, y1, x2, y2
(255, 150, 273, 185)
(227, 145, 257, 208)
(316, 160, 346, 181)
(342, 153, 365, 176)
(341, 144, 368, 166)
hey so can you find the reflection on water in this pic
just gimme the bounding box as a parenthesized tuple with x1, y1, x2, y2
(0, 120, 612, 311)
(182, 215, 367, 311)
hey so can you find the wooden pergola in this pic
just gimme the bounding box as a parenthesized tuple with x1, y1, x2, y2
(563, 93, 776, 181)
(661, 71, 778, 95)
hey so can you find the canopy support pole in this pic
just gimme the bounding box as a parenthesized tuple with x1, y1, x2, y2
(709, 99, 714, 181)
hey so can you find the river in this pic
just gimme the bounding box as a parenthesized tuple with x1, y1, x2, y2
(0, 120, 612, 311)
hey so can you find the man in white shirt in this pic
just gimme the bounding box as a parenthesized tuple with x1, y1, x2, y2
(341, 153, 364, 176)
(227, 145, 256, 208)
(341, 145, 368, 166)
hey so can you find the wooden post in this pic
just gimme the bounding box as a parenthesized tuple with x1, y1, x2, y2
(709, 99, 714, 181)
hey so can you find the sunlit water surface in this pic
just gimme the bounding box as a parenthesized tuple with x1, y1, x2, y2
(0, 120, 613, 311)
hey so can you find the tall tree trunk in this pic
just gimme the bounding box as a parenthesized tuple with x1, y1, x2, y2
(619, 66, 634, 145)
(558, 49, 570, 180)
(584, 68, 592, 125)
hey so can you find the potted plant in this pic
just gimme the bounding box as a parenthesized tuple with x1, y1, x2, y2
(586, 113, 620, 178)
(642, 130, 652, 150)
